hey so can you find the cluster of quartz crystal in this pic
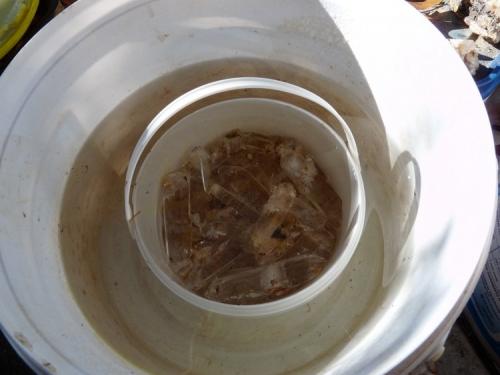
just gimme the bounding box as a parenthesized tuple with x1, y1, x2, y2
(161, 130, 341, 304)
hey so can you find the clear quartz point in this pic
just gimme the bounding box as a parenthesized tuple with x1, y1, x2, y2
(160, 131, 341, 304)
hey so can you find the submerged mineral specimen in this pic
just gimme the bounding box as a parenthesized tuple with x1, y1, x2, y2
(160, 130, 342, 304)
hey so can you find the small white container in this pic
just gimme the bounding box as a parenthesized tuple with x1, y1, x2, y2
(125, 77, 366, 316)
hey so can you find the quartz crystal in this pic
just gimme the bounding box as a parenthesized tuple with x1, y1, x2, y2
(160, 130, 342, 304)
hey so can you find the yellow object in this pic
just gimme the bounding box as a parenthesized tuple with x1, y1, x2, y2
(0, 0, 39, 59)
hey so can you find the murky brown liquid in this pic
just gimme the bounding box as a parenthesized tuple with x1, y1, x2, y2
(162, 131, 342, 304)
(59, 57, 392, 374)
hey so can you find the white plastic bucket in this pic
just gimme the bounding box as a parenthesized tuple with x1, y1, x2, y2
(0, 1, 496, 374)
(125, 77, 366, 316)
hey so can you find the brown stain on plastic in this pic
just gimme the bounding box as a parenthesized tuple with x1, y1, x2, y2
(14, 332, 32, 350)
(43, 361, 57, 374)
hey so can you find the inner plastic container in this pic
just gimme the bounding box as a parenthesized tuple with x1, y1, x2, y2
(125, 78, 366, 316)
